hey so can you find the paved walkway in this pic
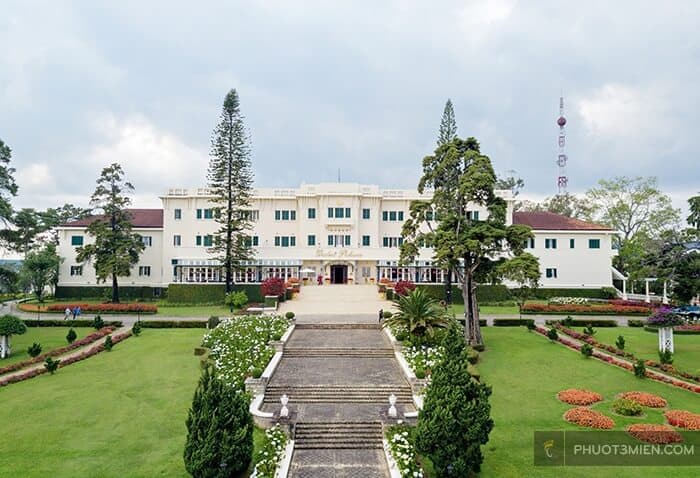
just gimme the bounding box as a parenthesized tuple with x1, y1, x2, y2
(264, 321, 412, 477)
(279, 285, 388, 317)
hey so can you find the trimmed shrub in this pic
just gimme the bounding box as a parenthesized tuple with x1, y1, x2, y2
(633, 359, 646, 378)
(251, 367, 263, 379)
(285, 311, 295, 320)
(526, 320, 536, 331)
(104, 336, 113, 351)
(628, 319, 645, 327)
(658, 350, 674, 365)
(493, 318, 535, 327)
(547, 328, 558, 341)
(167, 283, 262, 304)
(44, 303, 157, 314)
(44, 357, 60, 374)
(563, 316, 574, 327)
(615, 335, 626, 350)
(415, 368, 426, 379)
(580, 343, 594, 357)
(523, 303, 649, 315)
(132, 322, 142, 336)
(55, 286, 161, 300)
(27, 342, 42, 358)
(208, 316, 221, 329)
(383, 310, 393, 319)
(612, 398, 643, 416)
(545, 318, 618, 327)
(93, 315, 104, 330)
(583, 323, 596, 336)
(225, 290, 249, 310)
(140, 320, 207, 328)
(66, 328, 77, 344)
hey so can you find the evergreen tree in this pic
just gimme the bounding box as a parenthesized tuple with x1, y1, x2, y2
(0, 138, 18, 225)
(207, 89, 255, 293)
(437, 99, 457, 146)
(688, 193, 700, 231)
(184, 364, 254, 477)
(20, 243, 62, 302)
(76, 164, 144, 303)
(415, 326, 493, 475)
(0, 208, 42, 257)
(401, 137, 533, 346)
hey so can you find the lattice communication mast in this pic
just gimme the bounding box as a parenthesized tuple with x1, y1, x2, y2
(556, 96, 568, 193)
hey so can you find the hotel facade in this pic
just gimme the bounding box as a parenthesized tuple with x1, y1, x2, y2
(56, 183, 618, 293)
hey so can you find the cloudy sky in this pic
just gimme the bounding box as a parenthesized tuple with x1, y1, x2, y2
(2, 0, 699, 211)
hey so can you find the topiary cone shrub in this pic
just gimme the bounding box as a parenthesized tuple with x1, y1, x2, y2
(184, 364, 253, 477)
(66, 328, 77, 344)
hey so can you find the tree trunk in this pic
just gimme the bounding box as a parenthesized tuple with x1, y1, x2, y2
(112, 273, 119, 303)
(445, 267, 452, 305)
(1, 335, 9, 358)
(462, 268, 483, 347)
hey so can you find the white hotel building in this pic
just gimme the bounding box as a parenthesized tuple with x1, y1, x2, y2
(56, 183, 618, 292)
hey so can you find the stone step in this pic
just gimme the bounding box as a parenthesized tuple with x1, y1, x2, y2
(283, 349, 394, 357)
(294, 323, 381, 330)
(294, 422, 384, 450)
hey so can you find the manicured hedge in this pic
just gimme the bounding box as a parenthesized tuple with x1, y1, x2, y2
(493, 318, 536, 327)
(456, 319, 488, 327)
(644, 326, 700, 335)
(24, 319, 123, 327)
(416, 284, 612, 304)
(55, 286, 164, 300)
(545, 319, 618, 327)
(628, 319, 645, 327)
(139, 320, 207, 328)
(167, 283, 264, 303)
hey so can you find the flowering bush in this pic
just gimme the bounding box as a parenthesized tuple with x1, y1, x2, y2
(647, 308, 685, 327)
(385, 425, 424, 478)
(619, 391, 667, 408)
(675, 324, 700, 332)
(0, 327, 115, 376)
(260, 277, 286, 297)
(394, 280, 416, 297)
(549, 297, 588, 305)
(627, 424, 683, 444)
(612, 398, 643, 416)
(252, 425, 288, 478)
(564, 407, 615, 429)
(557, 389, 603, 406)
(44, 303, 157, 313)
(202, 315, 290, 390)
(403, 344, 444, 376)
(523, 303, 650, 315)
(664, 410, 700, 430)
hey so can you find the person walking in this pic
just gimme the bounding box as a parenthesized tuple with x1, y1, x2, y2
(378, 308, 383, 323)
(76, 306, 81, 319)
(72, 307, 77, 320)
(64, 307, 71, 320)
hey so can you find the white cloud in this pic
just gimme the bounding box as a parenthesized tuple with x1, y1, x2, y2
(458, 0, 514, 27)
(16, 163, 51, 189)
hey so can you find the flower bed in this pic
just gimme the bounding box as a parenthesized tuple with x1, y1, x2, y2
(402, 344, 444, 376)
(533, 326, 700, 395)
(549, 297, 589, 305)
(27, 302, 158, 314)
(627, 424, 683, 444)
(674, 324, 700, 332)
(0, 327, 115, 376)
(664, 410, 700, 430)
(619, 391, 667, 408)
(557, 389, 603, 406)
(202, 315, 290, 390)
(252, 425, 288, 478)
(522, 303, 650, 315)
(0, 329, 131, 387)
(385, 425, 424, 478)
(564, 407, 615, 429)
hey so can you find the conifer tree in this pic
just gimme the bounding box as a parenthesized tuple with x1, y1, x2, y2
(208, 89, 255, 293)
(184, 364, 254, 477)
(437, 99, 457, 146)
(415, 326, 493, 475)
(76, 163, 144, 303)
(0, 138, 18, 226)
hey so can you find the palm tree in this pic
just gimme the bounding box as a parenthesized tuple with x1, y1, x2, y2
(383, 288, 455, 338)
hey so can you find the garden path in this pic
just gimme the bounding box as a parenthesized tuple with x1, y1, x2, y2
(278, 284, 390, 317)
(264, 322, 414, 478)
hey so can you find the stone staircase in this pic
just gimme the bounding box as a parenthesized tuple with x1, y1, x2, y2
(282, 347, 394, 358)
(294, 421, 384, 450)
(263, 385, 414, 404)
(294, 323, 381, 330)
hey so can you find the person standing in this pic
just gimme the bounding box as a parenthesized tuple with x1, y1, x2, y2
(71, 307, 77, 320)
(378, 309, 383, 323)
(64, 307, 71, 320)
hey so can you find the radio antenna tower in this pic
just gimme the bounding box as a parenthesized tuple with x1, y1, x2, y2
(556, 95, 568, 194)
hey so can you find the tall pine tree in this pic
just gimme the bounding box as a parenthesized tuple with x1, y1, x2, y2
(437, 99, 457, 146)
(76, 163, 144, 303)
(184, 364, 254, 477)
(0, 138, 18, 226)
(415, 326, 493, 475)
(208, 89, 255, 293)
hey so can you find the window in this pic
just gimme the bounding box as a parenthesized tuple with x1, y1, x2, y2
(291, 210, 296, 220)
(345, 207, 351, 218)
(344, 235, 351, 246)
(334, 207, 344, 218)
(389, 211, 397, 221)
(382, 237, 403, 248)
(362, 235, 370, 246)
(473, 211, 479, 221)
(524, 237, 535, 249)
(426, 210, 434, 221)
(275, 236, 295, 247)
(174, 208, 182, 220)
(282, 210, 290, 220)
(244, 236, 259, 247)
(203, 235, 213, 247)
(204, 209, 214, 219)
(308, 235, 316, 246)
(328, 235, 334, 246)
(71, 235, 83, 246)
(545, 268, 558, 279)
(362, 208, 370, 219)
(142, 236, 153, 247)
(545, 238, 558, 249)
(70, 265, 82, 276)
(290, 236, 296, 247)
(276, 210, 295, 221)
(196, 235, 201, 246)
(275, 236, 281, 247)
(382, 211, 388, 221)
(281, 236, 289, 247)
(139, 266, 151, 277)
(252, 236, 259, 246)
(383, 237, 388, 247)
(398, 211, 404, 221)
(196, 209, 202, 219)
(589, 239, 601, 249)
(570, 238, 575, 249)
(275, 210, 281, 220)
(328, 207, 334, 218)
(173, 235, 181, 246)
(308, 208, 316, 219)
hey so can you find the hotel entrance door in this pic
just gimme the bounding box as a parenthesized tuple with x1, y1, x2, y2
(330, 265, 348, 284)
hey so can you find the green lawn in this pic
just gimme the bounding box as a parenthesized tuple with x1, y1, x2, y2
(155, 304, 234, 318)
(571, 326, 700, 375)
(0, 329, 206, 477)
(477, 328, 699, 477)
(1, 327, 93, 366)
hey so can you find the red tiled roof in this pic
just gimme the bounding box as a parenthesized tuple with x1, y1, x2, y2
(513, 211, 612, 231)
(62, 209, 164, 228)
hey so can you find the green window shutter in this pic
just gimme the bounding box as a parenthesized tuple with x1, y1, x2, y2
(473, 211, 480, 220)
(328, 235, 333, 246)
(589, 239, 600, 249)
(389, 211, 397, 221)
(362, 208, 370, 219)
(253, 236, 259, 246)
(398, 211, 404, 221)
(196, 235, 202, 246)
(308, 235, 315, 246)
(335, 207, 343, 218)
(328, 208, 333, 218)
(291, 210, 296, 220)
(570, 238, 575, 248)
(344, 235, 351, 246)
(308, 208, 316, 219)
(274, 236, 280, 247)
(383, 237, 389, 247)
(290, 236, 296, 246)
(345, 207, 351, 218)
(71, 235, 83, 246)
(382, 211, 388, 221)
(282, 210, 289, 220)
(196, 209, 202, 219)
